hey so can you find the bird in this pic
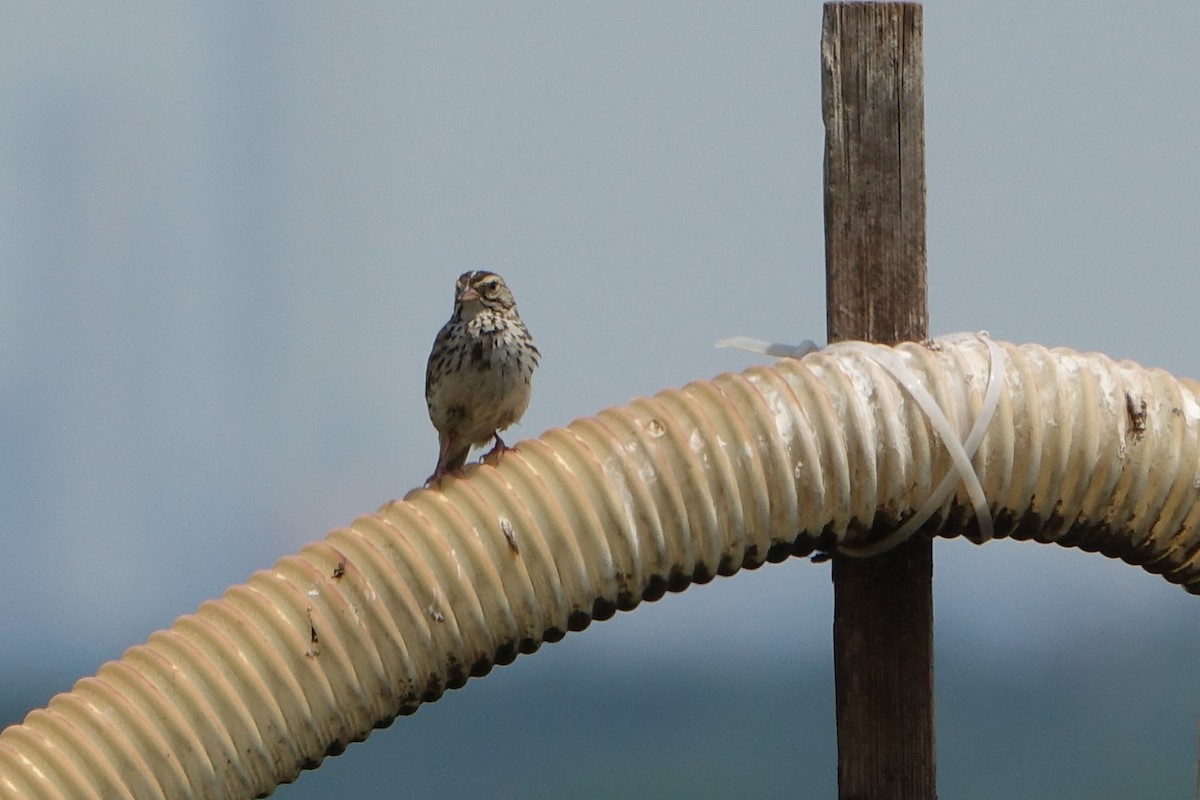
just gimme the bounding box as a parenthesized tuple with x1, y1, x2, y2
(425, 270, 540, 485)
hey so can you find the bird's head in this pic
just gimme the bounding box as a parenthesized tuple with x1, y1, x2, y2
(455, 271, 516, 316)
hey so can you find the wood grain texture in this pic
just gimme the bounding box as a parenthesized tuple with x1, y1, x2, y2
(823, 2, 928, 345)
(822, 4, 934, 799)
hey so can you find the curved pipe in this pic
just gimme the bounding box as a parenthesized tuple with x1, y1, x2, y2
(2, 338, 1198, 798)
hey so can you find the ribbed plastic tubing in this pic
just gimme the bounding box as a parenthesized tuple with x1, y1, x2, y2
(3, 338, 1199, 799)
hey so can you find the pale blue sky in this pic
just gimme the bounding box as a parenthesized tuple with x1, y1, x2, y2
(2, 3, 1198, 796)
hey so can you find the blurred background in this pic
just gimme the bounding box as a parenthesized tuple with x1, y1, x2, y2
(2, 2, 1199, 797)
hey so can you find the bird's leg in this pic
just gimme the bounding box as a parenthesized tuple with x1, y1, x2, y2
(425, 435, 458, 486)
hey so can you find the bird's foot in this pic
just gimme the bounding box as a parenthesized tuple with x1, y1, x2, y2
(480, 434, 515, 466)
(425, 462, 470, 487)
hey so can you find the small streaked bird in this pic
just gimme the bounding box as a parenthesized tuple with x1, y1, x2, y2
(425, 270, 540, 485)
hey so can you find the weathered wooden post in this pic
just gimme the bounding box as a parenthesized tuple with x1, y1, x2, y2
(822, 4, 934, 798)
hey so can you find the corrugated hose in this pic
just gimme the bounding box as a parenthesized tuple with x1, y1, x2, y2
(2, 335, 1198, 799)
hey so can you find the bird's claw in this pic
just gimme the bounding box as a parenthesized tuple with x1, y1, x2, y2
(480, 434, 515, 466)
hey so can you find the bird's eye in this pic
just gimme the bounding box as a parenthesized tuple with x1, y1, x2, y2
(481, 279, 499, 294)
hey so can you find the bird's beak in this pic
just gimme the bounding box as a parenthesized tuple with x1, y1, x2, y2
(459, 286, 479, 303)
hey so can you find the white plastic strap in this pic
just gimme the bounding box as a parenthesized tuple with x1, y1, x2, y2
(715, 336, 820, 358)
(714, 331, 1003, 556)
(832, 333, 1002, 555)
